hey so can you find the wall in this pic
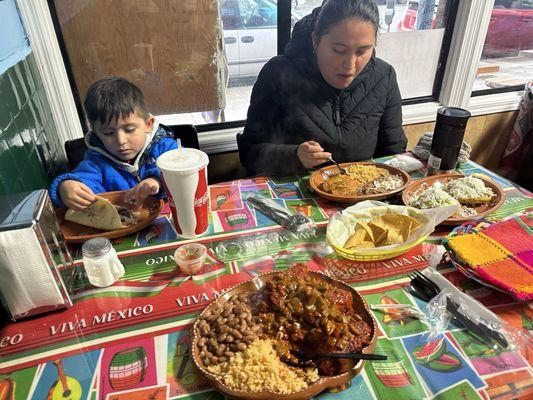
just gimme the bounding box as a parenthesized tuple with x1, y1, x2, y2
(0, 1, 64, 197)
(207, 111, 518, 184)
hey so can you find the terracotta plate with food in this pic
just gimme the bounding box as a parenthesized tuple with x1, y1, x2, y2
(402, 173, 505, 225)
(56, 191, 163, 243)
(309, 162, 410, 203)
(191, 265, 377, 400)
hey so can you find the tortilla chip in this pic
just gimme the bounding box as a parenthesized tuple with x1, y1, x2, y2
(380, 214, 420, 241)
(65, 196, 130, 231)
(368, 221, 386, 241)
(358, 222, 375, 242)
(384, 228, 404, 245)
(374, 229, 388, 246)
(345, 227, 367, 249)
(353, 240, 376, 249)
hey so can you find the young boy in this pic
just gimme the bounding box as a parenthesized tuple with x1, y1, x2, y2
(49, 77, 178, 210)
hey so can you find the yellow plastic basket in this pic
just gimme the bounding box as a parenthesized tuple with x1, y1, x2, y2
(329, 234, 430, 261)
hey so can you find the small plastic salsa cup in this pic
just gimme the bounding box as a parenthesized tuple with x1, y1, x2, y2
(174, 243, 207, 275)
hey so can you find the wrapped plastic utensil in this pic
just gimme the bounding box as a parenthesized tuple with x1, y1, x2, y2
(247, 194, 315, 233)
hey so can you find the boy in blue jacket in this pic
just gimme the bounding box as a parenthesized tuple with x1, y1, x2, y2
(50, 77, 178, 210)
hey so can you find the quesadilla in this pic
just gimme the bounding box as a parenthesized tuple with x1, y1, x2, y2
(65, 196, 139, 231)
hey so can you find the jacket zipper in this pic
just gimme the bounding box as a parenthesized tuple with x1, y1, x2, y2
(334, 94, 341, 126)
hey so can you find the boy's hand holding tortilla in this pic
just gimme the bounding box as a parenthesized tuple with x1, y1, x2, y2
(59, 179, 96, 210)
(297, 140, 332, 169)
(124, 177, 161, 210)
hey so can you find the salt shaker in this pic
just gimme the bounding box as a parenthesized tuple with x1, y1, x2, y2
(82, 238, 125, 287)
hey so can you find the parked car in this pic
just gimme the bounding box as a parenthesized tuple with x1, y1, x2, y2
(221, 0, 302, 79)
(397, 0, 533, 57)
(484, 0, 533, 57)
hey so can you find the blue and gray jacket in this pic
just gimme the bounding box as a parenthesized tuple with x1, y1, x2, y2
(49, 122, 178, 207)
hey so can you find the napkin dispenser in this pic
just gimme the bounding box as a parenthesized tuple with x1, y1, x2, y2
(0, 189, 74, 321)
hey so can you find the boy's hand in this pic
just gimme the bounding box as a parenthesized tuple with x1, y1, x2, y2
(59, 180, 96, 210)
(124, 177, 161, 210)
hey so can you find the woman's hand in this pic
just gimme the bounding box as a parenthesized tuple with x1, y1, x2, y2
(297, 141, 332, 169)
(58, 180, 96, 210)
(124, 177, 161, 210)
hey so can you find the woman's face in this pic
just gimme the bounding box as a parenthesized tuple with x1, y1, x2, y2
(313, 17, 376, 90)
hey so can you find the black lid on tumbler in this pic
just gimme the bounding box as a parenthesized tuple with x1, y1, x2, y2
(432, 107, 471, 148)
(437, 107, 471, 126)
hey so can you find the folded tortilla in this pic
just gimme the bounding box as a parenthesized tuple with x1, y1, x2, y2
(65, 196, 138, 231)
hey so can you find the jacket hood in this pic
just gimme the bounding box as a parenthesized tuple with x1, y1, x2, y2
(284, 7, 321, 78)
(284, 7, 375, 91)
(85, 118, 170, 174)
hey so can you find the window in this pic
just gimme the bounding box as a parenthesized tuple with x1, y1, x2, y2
(164, 0, 280, 126)
(472, 0, 533, 93)
(49, 0, 458, 128)
(293, 0, 456, 100)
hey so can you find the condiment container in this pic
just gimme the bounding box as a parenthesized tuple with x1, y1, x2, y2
(82, 237, 125, 287)
(174, 243, 207, 275)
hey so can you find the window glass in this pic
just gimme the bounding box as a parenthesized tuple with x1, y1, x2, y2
(293, 0, 453, 99)
(162, 0, 279, 125)
(151, 0, 455, 125)
(472, 0, 533, 92)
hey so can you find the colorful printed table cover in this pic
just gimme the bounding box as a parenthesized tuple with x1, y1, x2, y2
(0, 158, 532, 400)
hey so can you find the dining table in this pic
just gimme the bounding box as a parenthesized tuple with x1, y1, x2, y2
(0, 155, 532, 400)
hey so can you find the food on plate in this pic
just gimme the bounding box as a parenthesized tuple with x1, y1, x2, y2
(65, 196, 139, 230)
(407, 176, 496, 219)
(207, 339, 319, 394)
(343, 213, 422, 249)
(196, 292, 263, 367)
(443, 176, 495, 204)
(255, 265, 372, 376)
(174, 243, 207, 275)
(195, 265, 373, 393)
(321, 164, 402, 196)
(359, 174, 405, 195)
(408, 186, 460, 209)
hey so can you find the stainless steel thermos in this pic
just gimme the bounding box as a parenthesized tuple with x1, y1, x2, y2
(428, 107, 471, 175)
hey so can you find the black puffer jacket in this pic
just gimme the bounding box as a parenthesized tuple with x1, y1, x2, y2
(237, 8, 407, 176)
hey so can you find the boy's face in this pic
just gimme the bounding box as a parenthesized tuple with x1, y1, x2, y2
(93, 111, 154, 161)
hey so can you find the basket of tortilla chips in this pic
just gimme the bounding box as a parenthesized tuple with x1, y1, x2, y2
(326, 200, 458, 261)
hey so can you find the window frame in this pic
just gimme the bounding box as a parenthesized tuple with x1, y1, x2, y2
(20, 0, 525, 154)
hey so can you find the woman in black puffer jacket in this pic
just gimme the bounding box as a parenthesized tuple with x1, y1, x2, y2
(237, 0, 407, 176)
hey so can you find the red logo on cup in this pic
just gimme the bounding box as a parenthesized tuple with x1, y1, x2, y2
(194, 168, 209, 235)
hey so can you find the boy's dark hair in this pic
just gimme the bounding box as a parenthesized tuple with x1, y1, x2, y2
(84, 77, 150, 127)
(315, 0, 380, 40)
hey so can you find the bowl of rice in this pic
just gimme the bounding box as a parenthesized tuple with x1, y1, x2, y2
(190, 266, 377, 399)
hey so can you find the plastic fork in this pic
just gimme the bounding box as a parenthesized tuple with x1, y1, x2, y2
(407, 270, 508, 348)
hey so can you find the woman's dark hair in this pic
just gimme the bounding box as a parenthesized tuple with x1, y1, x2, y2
(314, 0, 380, 40)
(84, 77, 150, 127)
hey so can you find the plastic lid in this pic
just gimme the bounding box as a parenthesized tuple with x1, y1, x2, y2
(82, 237, 112, 258)
(156, 148, 209, 172)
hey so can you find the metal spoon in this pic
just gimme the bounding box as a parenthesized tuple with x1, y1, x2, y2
(328, 157, 348, 175)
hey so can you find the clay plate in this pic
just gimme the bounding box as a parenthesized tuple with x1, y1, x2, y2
(401, 173, 505, 225)
(55, 191, 163, 243)
(190, 270, 378, 400)
(309, 162, 410, 203)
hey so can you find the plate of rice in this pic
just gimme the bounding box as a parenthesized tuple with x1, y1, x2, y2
(309, 162, 410, 203)
(190, 265, 378, 399)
